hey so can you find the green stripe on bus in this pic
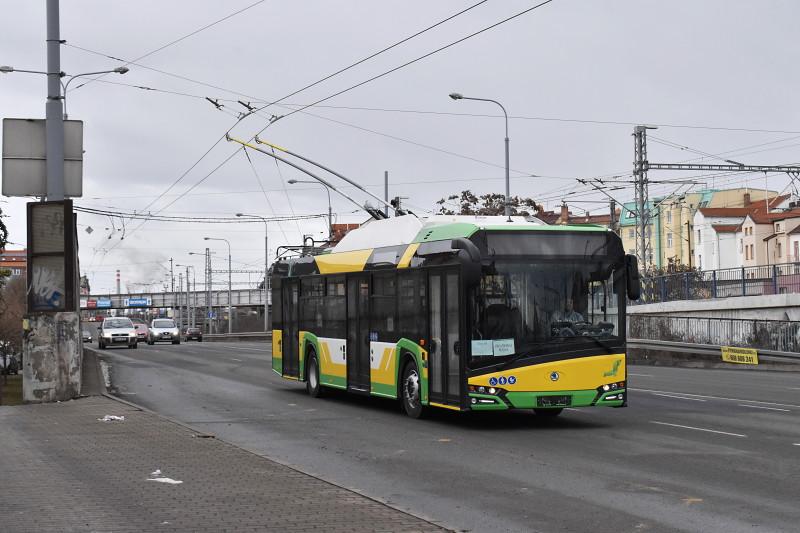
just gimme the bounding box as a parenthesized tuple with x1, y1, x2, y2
(505, 390, 597, 409)
(371, 382, 397, 399)
(321, 374, 346, 389)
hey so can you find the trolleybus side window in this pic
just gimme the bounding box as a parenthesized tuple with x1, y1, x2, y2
(371, 272, 397, 341)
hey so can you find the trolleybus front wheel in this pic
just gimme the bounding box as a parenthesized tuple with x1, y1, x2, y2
(401, 361, 424, 419)
(306, 350, 324, 398)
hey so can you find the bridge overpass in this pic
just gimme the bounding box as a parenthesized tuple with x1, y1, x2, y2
(81, 288, 269, 310)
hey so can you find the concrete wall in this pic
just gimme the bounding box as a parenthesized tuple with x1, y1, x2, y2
(629, 293, 800, 321)
(22, 312, 82, 403)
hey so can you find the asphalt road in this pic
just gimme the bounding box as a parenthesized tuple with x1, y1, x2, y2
(93, 341, 800, 533)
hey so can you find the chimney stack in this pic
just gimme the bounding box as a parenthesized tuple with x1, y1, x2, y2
(744, 192, 751, 206)
(560, 203, 569, 224)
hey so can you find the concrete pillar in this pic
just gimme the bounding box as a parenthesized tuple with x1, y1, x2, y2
(22, 312, 82, 402)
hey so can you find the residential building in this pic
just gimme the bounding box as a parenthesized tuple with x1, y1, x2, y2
(0, 248, 27, 279)
(620, 188, 779, 270)
(692, 194, 790, 270)
(741, 208, 800, 268)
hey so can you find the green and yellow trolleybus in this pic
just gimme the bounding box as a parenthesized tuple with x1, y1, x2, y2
(271, 215, 640, 418)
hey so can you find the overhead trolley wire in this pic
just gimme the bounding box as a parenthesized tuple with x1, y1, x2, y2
(68, 0, 268, 93)
(77, 1, 506, 254)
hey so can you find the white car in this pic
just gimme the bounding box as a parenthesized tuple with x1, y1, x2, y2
(148, 318, 180, 345)
(98, 318, 138, 349)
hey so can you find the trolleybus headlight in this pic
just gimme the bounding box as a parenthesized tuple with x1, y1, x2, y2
(478, 386, 486, 393)
(488, 387, 497, 395)
(602, 384, 611, 392)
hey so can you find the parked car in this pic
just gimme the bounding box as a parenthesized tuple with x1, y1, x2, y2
(82, 329, 93, 343)
(148, 318, 180, 345)
(183, 326, 203, 342)
(133, 323, 149, 341)
(98, 317, 138, 349)
(1, 353, 19, 375)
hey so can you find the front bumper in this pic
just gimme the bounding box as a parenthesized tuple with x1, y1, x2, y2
(468, 389, 626, 411)
(105, 336, 137, 346)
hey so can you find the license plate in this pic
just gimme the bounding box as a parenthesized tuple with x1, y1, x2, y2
(537, 395, 571, 407)
(113, 338, 127, 343)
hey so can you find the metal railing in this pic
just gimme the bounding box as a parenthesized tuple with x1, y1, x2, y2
(637, 261, 800, 303)
(629, 314, 800, 354)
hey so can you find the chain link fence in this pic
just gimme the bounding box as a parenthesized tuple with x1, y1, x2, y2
(629, 314, 800, 353)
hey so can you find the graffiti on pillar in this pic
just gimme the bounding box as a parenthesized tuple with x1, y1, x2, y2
(29, 263, 65, 310)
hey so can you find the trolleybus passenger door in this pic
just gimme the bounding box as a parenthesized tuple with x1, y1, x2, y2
(346, 274, 371, 392)
(428, 270, 463, 406)
(282, 278, 300, 378)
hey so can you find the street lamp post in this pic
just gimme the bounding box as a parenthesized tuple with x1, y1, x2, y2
(0, 65, 129, 119)
(176, 264, 195, 328)
(449, 92, 511, 221)
(204, 237, 232, 334)
(2, 57, 129, 199)
(61, 67, 129, 119)
(189, 250, 215, 332)
(235, 214, 270, 333)
(287, 179, 333, 240)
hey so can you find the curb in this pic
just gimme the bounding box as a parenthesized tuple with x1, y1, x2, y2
(87, 347, 451, 532)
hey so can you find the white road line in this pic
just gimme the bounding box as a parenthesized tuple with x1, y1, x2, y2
(230, 358, 243, 362)
(631, 388, 800, 409)
(650, 421, 746, 438)
(793, 443, 800, 446)
(223, 346, 268, 352)
(738, 404, 790, 412)
(788, 387, 800, 390)
(628, 373, 653, 377)
(652, 393, 707, 402)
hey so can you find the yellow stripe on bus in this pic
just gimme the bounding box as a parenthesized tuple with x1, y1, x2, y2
(397, 243, 419, 268)
(429, 402, 461, 411)
(315, 249, 373, 274)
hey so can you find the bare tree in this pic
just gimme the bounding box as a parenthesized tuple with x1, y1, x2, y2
(436, 190, 539, 216)
(0, 276, 26, 356)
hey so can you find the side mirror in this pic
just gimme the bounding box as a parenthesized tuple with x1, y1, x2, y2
(626, 255, 641, 301)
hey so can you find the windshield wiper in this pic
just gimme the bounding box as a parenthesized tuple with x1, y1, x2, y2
(580, 335, 615, 353)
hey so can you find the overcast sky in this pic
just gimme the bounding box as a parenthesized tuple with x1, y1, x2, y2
(2, 0, 799, 294)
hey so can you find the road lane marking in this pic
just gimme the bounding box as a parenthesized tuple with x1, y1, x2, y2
(631, 388, 800, 409)
(223, 346, 269, 352)
(650, 421, 746, 438)
(738, 404, 790, 412)
(793, 443, 800, 446)
(231, 358, 243, 362)
(628, 373, 653, 377)
(652, 393, 707, 402)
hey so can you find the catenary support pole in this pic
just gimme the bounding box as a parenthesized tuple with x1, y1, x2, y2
(45, 0, 64, 201)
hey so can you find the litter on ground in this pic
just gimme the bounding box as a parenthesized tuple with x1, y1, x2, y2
(97, 415, 125, 422)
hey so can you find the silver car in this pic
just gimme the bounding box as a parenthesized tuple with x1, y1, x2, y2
(98, 318, 138, 349)
(148, 318, 180, 345)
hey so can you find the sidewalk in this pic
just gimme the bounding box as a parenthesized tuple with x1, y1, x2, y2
(0, 395, 448, 533)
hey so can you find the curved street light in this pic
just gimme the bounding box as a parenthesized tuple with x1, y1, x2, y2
(287, 179, 333, 240)
(235, 213, 270, 333)
(450, 92, 511, 220)
(1, 65, 129, 119)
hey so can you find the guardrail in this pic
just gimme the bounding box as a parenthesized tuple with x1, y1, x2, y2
(627, 338, 800, 362)
(637, 261, 800, 304)
(204, 332, 271, 342)
(629, 314, 800, 354)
